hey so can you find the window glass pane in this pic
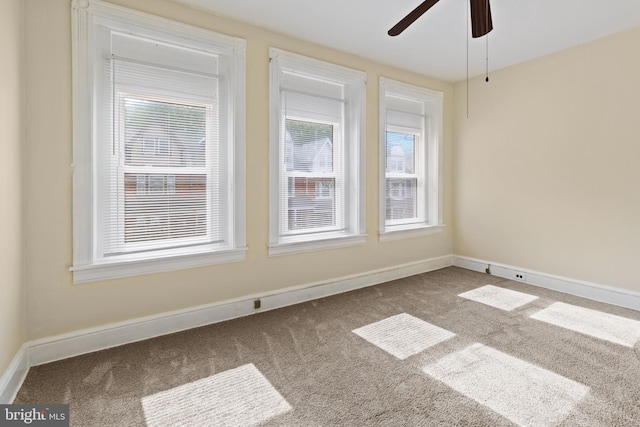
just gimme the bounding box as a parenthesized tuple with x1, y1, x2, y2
(386, 178, 417, 220)
(149, 175, 165, 193)
(142, 139, 155, 156)
(285, 119, 333, 173)
(124, 173, 207, 243)
(124, 97, 206, 168)
(386, 131, 415, 174)
(315, 180, 334, 198)
(136, 175, 146, 194)
(167, 175, 176, 195)
(284, 119, 336, 233)
(286, 177, 336, 231)
(157, 138, 170, 156)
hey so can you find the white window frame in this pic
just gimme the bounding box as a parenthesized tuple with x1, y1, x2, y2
(111, 93, 215, 255)
(379, 77, 444, 241)
(269, 48, 367, 255)
(385, 126, 421, 224)
(71, 0, 247, 284)
(281, 119, 342, 236)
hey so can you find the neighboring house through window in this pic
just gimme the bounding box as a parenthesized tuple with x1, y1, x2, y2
(379, 77, 444, 240)
(71, 0, 247, 283)
(269, 48, 366, 255)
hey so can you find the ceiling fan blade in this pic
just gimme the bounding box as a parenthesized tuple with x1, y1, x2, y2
(470, 0, 493, 38)
(388, 0, 441, 36)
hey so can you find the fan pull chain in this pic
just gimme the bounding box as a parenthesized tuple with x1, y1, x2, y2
(485, 34, 489, 82)
(485, 0, 490, 82)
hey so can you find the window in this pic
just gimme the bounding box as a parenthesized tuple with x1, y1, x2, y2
(142, 137, 171, 157)
(269, 49, 366, 255)
(71, 0, 246, 283)
(315, 180, 334, 199)
(379, 77, 443, 240)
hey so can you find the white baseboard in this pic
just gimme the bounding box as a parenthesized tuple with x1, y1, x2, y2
(28, 255, 454, 367)
(0, 345, 29, 404)
(453, 255, 640, 312)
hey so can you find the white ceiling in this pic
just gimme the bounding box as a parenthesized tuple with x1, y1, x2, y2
(174, 0, 640, 82)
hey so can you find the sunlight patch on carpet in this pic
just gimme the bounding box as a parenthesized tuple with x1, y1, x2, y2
(458, 285, 538, 311)
(352, 313, 455, 360)
(141, 363, 291, 427)
(423, 343, 589, 426)
(531, 302, 640, 347)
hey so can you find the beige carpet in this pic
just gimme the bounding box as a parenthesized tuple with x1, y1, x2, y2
(15, 267, 640, 426)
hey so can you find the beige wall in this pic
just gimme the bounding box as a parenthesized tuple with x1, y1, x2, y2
(0, 0, 26, 373)
(23, 0, 454, 339)
(454, 27, 640, 293)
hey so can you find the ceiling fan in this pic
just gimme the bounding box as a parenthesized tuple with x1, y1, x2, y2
(389, 0, 493, 38)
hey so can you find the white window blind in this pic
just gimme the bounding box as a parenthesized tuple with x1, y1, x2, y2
(385, 95, 425, 225)
(269, 49, 366, 254)
(379, 77, 444, 238)
(71, 0, 246, 283)
(101, 37, 224, 256)
(280, 87, 344, 236)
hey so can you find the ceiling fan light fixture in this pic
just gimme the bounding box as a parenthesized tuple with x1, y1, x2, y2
(470, 0, 493, 38)
(388, 0, 493, 38)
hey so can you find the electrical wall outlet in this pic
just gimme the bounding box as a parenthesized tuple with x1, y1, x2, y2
(254, 299, 261, 309)
(513, 272, 526, 282)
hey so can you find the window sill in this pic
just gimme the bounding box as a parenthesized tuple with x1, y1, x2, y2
(71, 246, 248, 284)
(379, 224, 445, 242)
(269, 233, 367, 256)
